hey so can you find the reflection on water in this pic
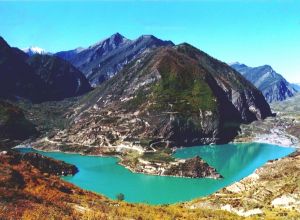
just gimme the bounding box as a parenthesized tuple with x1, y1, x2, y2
(174, 143, 281, 179)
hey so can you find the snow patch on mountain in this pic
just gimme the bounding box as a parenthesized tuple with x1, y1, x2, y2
(23, 46, 49, 56)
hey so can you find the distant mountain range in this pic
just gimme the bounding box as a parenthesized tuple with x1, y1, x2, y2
(0, 36, 91, 102)
(291, 83, 300, 92)
(55, 33, 174, 86)
(230, 62, 297, 103)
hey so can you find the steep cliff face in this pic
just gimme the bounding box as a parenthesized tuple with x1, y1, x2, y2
(231, 63, 297, 103)
(50, 44, 271, 148)
(56, 33, 174, 86)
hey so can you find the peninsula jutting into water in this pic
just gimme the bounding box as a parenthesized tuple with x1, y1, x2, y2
(1, 1, 300, 219)
(18, 143, 295, 204)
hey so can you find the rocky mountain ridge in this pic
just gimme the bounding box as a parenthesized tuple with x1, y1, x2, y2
(231, 62, 297, 103)
(55, 33, 174, 86)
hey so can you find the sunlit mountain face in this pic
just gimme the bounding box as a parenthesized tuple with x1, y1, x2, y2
(231, 63, 297, 103)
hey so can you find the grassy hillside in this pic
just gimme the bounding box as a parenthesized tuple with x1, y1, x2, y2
(153, 48, 217, 114)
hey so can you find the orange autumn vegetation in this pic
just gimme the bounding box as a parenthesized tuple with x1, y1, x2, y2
(0, 152, 241, 220)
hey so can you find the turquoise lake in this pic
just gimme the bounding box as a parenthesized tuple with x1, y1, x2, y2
(19, 143, 295, 204)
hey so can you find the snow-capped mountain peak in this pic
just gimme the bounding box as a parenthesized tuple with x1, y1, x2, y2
(23, 46, 48, 56)
(228, 61, 241, 66)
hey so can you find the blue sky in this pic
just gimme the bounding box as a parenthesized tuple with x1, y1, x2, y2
(0, 0, 299, 82)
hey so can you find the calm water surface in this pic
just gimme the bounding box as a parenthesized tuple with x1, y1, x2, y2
(19, 143, 295, 204)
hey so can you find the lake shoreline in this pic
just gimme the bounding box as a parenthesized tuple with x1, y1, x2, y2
(185, 149, 300, 217)
(15, 142, 296, 205)
(15, 144, 222, 179)
(14, 136, 298, 181)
